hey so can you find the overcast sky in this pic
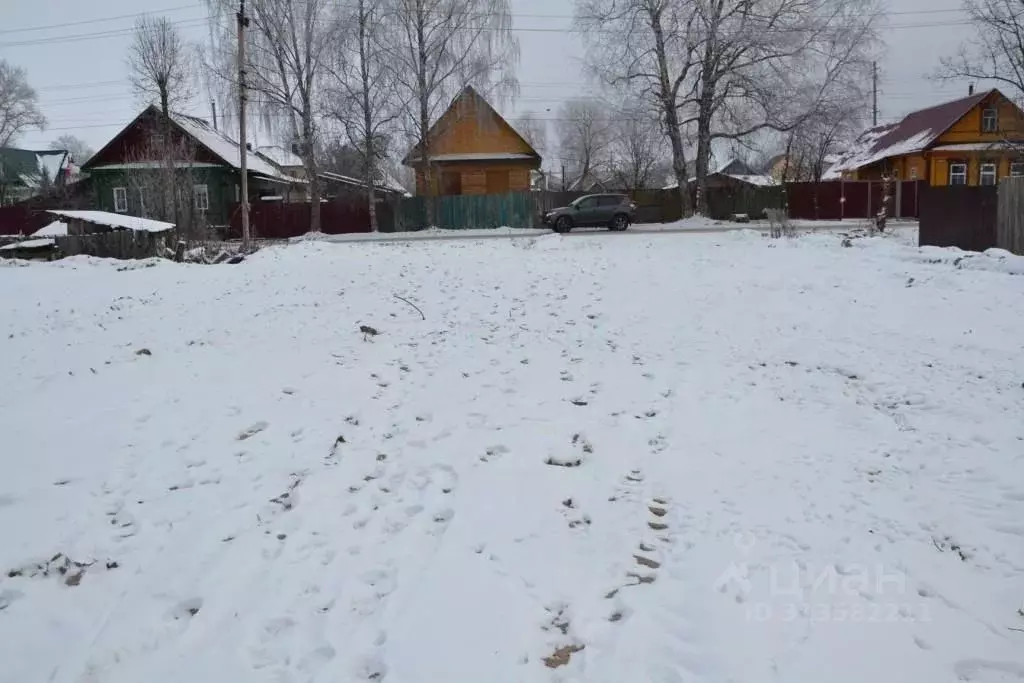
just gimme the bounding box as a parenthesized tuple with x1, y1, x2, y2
(2, 0, 993, 158)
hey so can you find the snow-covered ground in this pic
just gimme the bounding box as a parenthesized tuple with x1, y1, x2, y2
(2, 230, 1023, 683)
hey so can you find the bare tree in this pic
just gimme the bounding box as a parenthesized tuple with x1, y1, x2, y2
(939, 0, 1024, 98)
(0, 60, 46, 147)
(325, 0, 400, 232)
(50, 135, 94, 165)
(608, 103, 665, 190)
(206, 0, 341, 234)
(682, 0, 879, 214)
(578, 0, 878, 215)
(557, 98, 611, 188)
(128, 16, 195, 115)
(576, 0, 698, 213)
(383, 0, 519, 226)
(513, 111, 548, 158)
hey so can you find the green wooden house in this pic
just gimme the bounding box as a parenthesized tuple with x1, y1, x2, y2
(82, 105, 306, 232)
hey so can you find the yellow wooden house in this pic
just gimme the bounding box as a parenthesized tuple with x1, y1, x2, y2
(402, 86, 541, 196)
(825, 88, 1024, 186)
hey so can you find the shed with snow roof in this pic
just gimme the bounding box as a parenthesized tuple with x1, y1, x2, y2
(402, 86, 541, 196)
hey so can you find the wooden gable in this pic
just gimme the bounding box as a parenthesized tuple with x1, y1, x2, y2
(84, 106, 224, 170)
(405, 87, 539, 162)
(935, 91, 1024, 145)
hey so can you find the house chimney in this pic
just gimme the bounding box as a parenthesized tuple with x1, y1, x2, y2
(969, 83, 975, 96)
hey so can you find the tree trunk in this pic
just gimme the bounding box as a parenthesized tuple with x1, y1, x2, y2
(649, 6, 691, 217)
(416, 2, 433, 229)
(694, 85, 715, 216)
(159, 89, 181, 236)
(359, 0, 379, 232)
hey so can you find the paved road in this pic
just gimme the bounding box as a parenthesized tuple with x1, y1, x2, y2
(317, 221, 917, 245)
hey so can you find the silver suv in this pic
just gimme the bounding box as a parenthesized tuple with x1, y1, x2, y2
(543, 194, 637, 233)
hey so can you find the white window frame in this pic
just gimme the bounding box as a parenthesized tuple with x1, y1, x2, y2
(982, 107, 998, 133)
(1011, 161, 1024, 177)
(138, 188, 147, 215)
(949, 163, 968, 186)
(113, 186, 128, 213)
(980, 162, 997, 186)
(194, 184, 210, 211)
(909, 167, 918, 180)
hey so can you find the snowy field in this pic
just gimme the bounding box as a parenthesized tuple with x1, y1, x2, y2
(1, 230, 1023, 683)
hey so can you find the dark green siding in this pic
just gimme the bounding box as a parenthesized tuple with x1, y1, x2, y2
(89, 166, 238, 227)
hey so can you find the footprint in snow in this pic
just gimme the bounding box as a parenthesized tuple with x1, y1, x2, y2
(238, 421, 269, 441)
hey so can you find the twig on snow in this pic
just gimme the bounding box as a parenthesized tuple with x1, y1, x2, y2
(393, 294, 425, 320)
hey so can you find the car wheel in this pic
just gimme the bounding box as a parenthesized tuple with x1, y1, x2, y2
(610, 214, 629, 231)
(554, 216, 573, 233)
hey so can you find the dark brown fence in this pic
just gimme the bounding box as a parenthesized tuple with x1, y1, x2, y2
(919, 184, 997, 251)
(226, 199, 371, 239)
(785, 180, 920, 220)
(0, 180, 95, 235)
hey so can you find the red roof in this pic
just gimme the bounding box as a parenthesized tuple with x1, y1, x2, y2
(826, 89, 1001, 176)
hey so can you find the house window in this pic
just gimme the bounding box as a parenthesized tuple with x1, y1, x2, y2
(980, 162, 997, 186)
(982, 108, 998, 133)
(138, 189, 148, 215)
(194, 184, 209, 211)
(949, 163, 967, 186)
(1011, 161, 1024, 177)
(909, 167, 918, 180)
(113, 187, 127, 213)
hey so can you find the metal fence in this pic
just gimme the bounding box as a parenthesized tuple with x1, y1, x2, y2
(919, 184, 998, 252)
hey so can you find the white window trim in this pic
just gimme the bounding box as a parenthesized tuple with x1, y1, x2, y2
(1010, 162, 1024, 177)
(138, 188, 147, 215)
(982, 108, 998, 133)
(194, 184, 210, 211)
(909, 167, 918, 180)
(980, 162, 997, 186)
(113, 186, 128, 213)
(949, 163, 968, 186)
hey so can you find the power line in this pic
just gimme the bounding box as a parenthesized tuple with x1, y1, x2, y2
(0, 14, 985, 48)
(0, 5, 201, 35)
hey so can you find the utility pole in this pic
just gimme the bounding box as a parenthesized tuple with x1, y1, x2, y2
(872, 61, 880, 127)
(237, 0, 251, 251)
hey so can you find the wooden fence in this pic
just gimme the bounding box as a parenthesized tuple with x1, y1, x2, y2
(226, 199, 371, 239)
(55, 230, 170, 259)
(997, 177, 1024, 255)
(919, 184, 998, 252)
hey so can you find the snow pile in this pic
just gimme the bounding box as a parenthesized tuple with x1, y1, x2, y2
(1, 232, 1023, 682)
(0, 238, 54, 251)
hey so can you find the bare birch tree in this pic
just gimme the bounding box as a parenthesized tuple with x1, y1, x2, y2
(681, 0, 879, 214)
(576, 0, 699, 213)
(205, 0, 341, 234)
(578, 0, 878, 215)
(939, 0, 1024, 99)
(0, 60, 46, 147)
(325, 0, 400, 232)
(557, 98, 611, 189)
(382, 0, 519, 227)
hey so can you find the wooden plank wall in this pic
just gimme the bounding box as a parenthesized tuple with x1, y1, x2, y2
(997, 177, 1024, 255)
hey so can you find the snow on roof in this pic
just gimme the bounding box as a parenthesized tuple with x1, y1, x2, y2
(930, 142, 1018, 152)
(319, 170, 410, 195)
(32, 221, 68, 237)
(47, 210, 175, 233)
(0, 237, 55, 250)
(825, 89, 999, 178)
(725, 174, 778, 187)
(256, 145, 304, 168)
(170, 112, 303, 183)
(406, 152, 537, 162)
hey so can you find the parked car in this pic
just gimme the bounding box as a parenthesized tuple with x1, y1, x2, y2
(542, 194, 637, 233)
